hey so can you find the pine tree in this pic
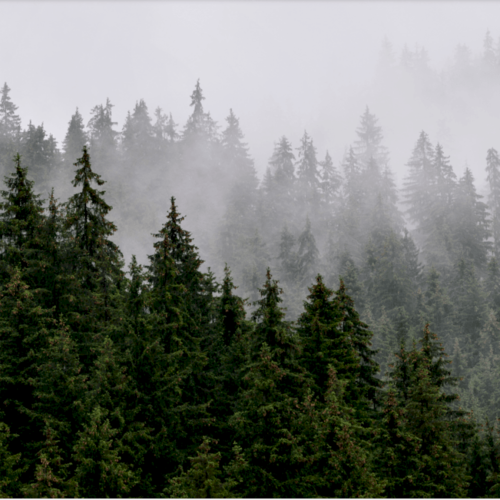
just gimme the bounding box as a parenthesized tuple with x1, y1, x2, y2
(450, 167, 490, 271)
(319, 150, 341, 209)
(380, 328, 470, 497)
(230, 269, 308, 497)
(0, 268, 52, 480)
(220, 109, 258, 240)
(121, 99, 154, 175)
(486, 256, 500, 319)
(64, 146, 123, 359)
(335, 279, 380, 416)
(259, 136, 297, 242)
(21, 424, 77, 498)
(0, 153, 44, 278)
(297, 275, 358, 399)
(0, 83, 21, 174)
(295, 131, 321, 216)
(292, 369, 383, 497)
(353, 106, 389, 169)
(182, 79, 216, 141)
(421, 267, 454, 348)
(145, 197, 213, 487)
(0, 422, 24, 497)
(403, 131, 435, 247)
(296, 216, 319, 287)
(87, 98, 118, 174)
(30, 319, 87, 461)
(63, 108, 87, 166)
(165, 438, 238, 498)
(335, 146, 363, 259)
(20, 121, 61, 192)
(450, 258, 488, 367)
(72, 405, 139, 498)
(486, 147, 500, 260)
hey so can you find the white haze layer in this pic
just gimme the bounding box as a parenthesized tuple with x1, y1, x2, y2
(2, 1, 500, 265)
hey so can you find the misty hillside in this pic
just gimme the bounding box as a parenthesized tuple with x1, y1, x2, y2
(2, 29, 500, 497)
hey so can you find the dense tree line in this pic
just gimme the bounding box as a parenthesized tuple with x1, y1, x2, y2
(1, 31, 500, 495)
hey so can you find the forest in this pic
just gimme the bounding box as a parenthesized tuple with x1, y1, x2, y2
(1, 33, 500, 497)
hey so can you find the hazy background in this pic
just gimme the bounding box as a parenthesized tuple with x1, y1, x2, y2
(2, 0, 500, 191)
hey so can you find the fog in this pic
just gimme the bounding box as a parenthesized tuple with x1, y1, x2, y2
(3, 1, 500, 185)
(4, 3, 500, 485)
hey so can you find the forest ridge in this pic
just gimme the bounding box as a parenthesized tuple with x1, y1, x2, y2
(1, 34, 500, 497)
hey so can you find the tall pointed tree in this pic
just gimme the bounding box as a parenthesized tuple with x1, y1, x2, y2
(486, 147, 500, 259)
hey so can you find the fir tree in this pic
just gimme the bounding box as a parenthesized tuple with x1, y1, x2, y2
(0, 83, 21, 174)
(0, 153, 44, 278)
(296, 216, 319, 286)
(0, 422, 24, 497)
(166, 438, 238, 498)
(63, 108, 87, 167)
(87, 98, 118, 173)
(335, 279, 380, 416)
(353, 106, 389, 169)
(230, 269, 308, 497)
(72, 405, 139, 498)
(20, 121, 61, 191)
(486, 147, 500, 260)
(295, 131, 321, 216)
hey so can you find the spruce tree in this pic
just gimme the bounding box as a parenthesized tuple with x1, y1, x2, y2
(87, 98, 118, 173)
(487, 147, 500, 259)
(0, 83, 21, 174)
(64, 146, 123, 359)
(63, 108, 87, 167)
(230, 269, 308, 497)
(0, 153, 44, 279)
(335, 279, 380, 415)
(295, 131, 321, 216)
(20, 121, 60, 191)
(353, 106, 389, 169)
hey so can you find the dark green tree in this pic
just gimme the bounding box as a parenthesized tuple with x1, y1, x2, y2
(486, 147, 500, 260)
(0, 83, 21, 175)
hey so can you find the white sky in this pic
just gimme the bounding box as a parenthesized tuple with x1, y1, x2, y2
(2, 1, 500, 186)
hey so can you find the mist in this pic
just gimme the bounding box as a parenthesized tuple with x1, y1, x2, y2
(4, 2, 500, 495)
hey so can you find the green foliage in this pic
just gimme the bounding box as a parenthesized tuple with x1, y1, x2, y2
(0, 422, 24, 497)
(72, 405, 139, 498)
(165, 438, 238, 498)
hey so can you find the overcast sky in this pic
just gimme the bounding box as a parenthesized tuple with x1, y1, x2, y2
(2, 1, 500, 187)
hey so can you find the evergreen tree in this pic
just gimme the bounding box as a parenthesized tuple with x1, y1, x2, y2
(166, 438, 238, 498)
(20, 121, 61, 193)
(62, 108, 87, 188)
(64, 146, 123, 356)
(403, 131, 436, 247)
(22, 424, 77, 498)
(63, 108, 87, 166)
(121, 99, 154, 175)
(220, 109, 258, 241)
(295, 131, 321, 216)
(486, 147, 500, 259)
(380, 328, 470, 497)
(0, 422, 24, 497)
(0, 153, 44, 278)
(450, 167, 490, 271)
(0, 268, 52, 480)
(298, 275, 358, 399)
(319, 150, 341, 210)
(87, 98, 118, 174)
(72, 405, 139, 498)
(296, 216, 319, 287)
(0, 83, 21, 175)
(335, 279, 380, 415)
(353, 106, 389, 169)
(230, 269, 308, 497)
